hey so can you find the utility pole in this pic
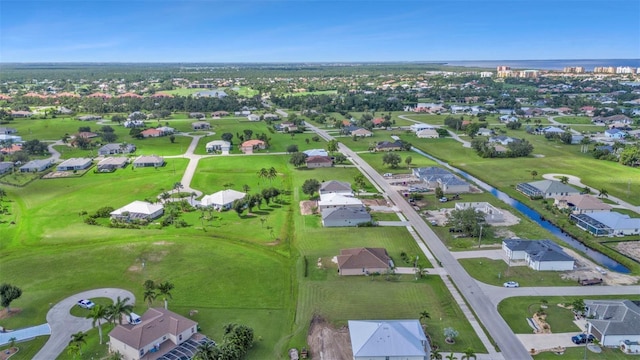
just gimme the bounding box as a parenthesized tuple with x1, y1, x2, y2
(478, 224, 483, 249)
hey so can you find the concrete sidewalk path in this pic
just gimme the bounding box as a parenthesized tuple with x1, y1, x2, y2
(0, 323, 51, 346)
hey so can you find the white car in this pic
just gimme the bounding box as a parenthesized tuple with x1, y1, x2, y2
(77, 299, 95, 309)
(503, 281, 519, 288)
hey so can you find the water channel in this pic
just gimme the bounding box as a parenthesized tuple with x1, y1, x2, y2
(411, 147, 632, 273)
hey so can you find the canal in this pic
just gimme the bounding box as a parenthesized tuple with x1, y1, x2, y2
(411, 147, 631, 273)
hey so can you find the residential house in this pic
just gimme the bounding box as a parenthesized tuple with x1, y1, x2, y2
(409, 123, 433, 132)
(127, 111, 147, 120)
(98, 143, 136, 156)
(321, 206, 371, 227)
(247, 114, 260, 122)
(571, 135, 585, 144)
(263, 113, 280, 121)
(375, 140, 403, 152)
(412, 167, 470, 193)
(57, 158, 92, 171)
(0, 127, 18, 135)
(75, 131, 98, 139)
(108, 307, 200, 360)
(0, 162, 13, 175)
(240, 139, 266, 154)
(516, 180, 580, 199)
(488, 136, 516, 145)
(476, 128, 493, 137)
(141, 128, 163, 138)
(306, 155, 333, 168)
(372, 118, 385, 127)
(554, 195, 612, 214)
(584, 300, 640, 348)
(318, 193, 362, 210)
(571, 212, 640, 237)
(200, 189, 246, 211)
(348, 320, 430, 360)
(541, 126, 566, 135)
(211, 111, 229, 118)
(416, 129, 439, 138)
(454, 202, 504, 223)
(502, 239, 575, 271)
(337, 248, 391, 275)
(592, 114, 632, 125)
(605, 129, 627, 139)
(191, 121, 210, 130)
(303, 149, 328, 157)
(110, 201, 164, 221)
(275, 122, 298, 132)
(500, 115, 519, 123)
(10, 110, 33, 118)
(0, 144, 22, 154)
(123, 120, 145, 128)
(97, 157, 128, 172)
(319, 180, 353, 196)
(0, 134, 22, 143)
(19, 159, 53, 173)
(133, 155, 164, 168)
(205, 140, 231, 154)
(351, 128, 373, 137)
(157, 126, 175, 135)
(188, 112, 205, 119)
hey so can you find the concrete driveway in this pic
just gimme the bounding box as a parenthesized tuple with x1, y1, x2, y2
(517, 333, 582, 352)
(33, 288, 135, 360)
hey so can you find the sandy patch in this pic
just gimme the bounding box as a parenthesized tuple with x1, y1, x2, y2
(300, 200, 318, 215)
(307, 316, 352, 360)
(615, 242, 640, 263)
(0, 308, 22, 321)
(361, 198, 388, 207)
(561, 248, 639, 285)
(0, 347, 18, 360)
(153, 241, 173, 246)
(128, 265, 142, 272)
(533, 154, 545, 158)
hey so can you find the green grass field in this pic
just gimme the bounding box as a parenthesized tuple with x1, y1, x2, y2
(458, 258, 579, 287)
(553, 116, 594, 125)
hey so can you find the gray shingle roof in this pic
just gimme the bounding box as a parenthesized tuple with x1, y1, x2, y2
(503, 239, 574, 263)
(321, 206, 371, 222)
(586, 300, 640, 336)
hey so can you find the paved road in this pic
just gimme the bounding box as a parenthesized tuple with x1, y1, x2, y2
(542, 173, 640, 214)
(477, 283, 640, 306)
(33, 288, 135, 360)
(307, 122, 521, 360)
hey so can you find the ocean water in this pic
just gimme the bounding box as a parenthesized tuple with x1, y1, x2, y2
(444, 59, 640, 71)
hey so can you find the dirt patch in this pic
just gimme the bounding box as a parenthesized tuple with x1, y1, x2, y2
(128, 265, 142, 272)
(561, 248, 639, 285)
(615, 242, 640, 263)
(307, 315, 352, 360)
(153, 241, 173, 246)
(361, 199, 388, 207)
(0, 347, 18, 360)
(532, 313, 551, 334)
(494, 228, 517, 239)
(300, 200, 317, 215)
(0, 308, 22, 321)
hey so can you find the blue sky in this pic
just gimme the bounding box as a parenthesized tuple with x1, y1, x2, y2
(1, 0, 639, 62)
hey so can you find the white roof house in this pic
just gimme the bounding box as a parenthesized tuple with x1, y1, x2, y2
(205, 140, 231, 154)
(303, 149, 328, 157)
(110, 201, 164, 221)
(416, 129, 439, 138)
(200, 189, 246, 210)
(318, 193, 363, 210)
(410, 123, 434, 132)
(348, 320, 430, 360)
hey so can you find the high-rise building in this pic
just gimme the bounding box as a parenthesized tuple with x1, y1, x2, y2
(497, 66, 511, 72)
(480, 72, 493, 78)
(563, 67, 585, 73)
(616, 66, 635, 74)
(594, 67, 615, 74)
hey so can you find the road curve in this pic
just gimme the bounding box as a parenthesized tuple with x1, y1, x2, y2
(307, 122, 528, 360)
(478, 283, 640, 306)
(33, 288, 135, 360)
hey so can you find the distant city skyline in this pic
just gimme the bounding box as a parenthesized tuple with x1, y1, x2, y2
(1, 0, 639, 63)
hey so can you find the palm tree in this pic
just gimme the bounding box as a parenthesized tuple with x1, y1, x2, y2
(144, 288, 157, 308)
(67, 343, 81, 359)
(257, 168, 269, 185)
(559, 176, 569, 184)
(530, 170, 538, 179)
(445, 352, 458, 360)
(193, 341, 218, 360)
(598, 188, 609, 198)
(69, 331, 87, 355)
(86, 304, 108, 344)
(430, 348, 443, 360)
(419, 310, 431, 323)
(157, 281, 174, 309)
(461, 348, 476, 360)
(242, 184, 250, 194)
(267, 167, 278, 184)
(108, 296, 133, 325)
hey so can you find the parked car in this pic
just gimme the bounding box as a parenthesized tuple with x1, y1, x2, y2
(503, 281, 519, 288)
(571, 333, 595, 344)
(77, 299, 95, 309)
(439, 197, 448, 203)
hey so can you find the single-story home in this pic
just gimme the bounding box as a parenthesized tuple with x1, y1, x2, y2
(516, 180, 580, 199)
(476, 128, 493, 137)
(0, 144, 22, 154)
(584, 299, 640, 348)
(0, 134, 22, 143)
(133, 155, 164, 168)
(412, 167, 470, 194)
(205, 140, 231, 154)
(240, 139, 266, 154)
(605, 128, 627, 139)
(97, 157, 128, 172)
(275, 122, 298, 132)
(409, 123, 433, 132)
(108, 307, 200, 360)
(263, 113, 280, 121)
(488, 136, 517, 146)
(592, 114, 632, 125)
(303, 149, 328, 157)
(57, 158, 92, 171)
(306, 155, 333, 168)
(191, 121, 210, 130)
(571, 212, 640, 237)
(19, 159, 53, 173)
(571, 135, 585, 144)
(337, 247, 391, 275)
(123, 120, 145, 128)
(318, 193, 362, 210)
(454, 202, 504, 223)
(10, 110, 33, 118)
(416, 129, 439, 138)
(110, 201, 164, 221)
(352, 128, 373, 137)
(157, 126, 175, 135)
(77, 115, 102, 121)
(0, 127, 18, 135)
(247, 114, 260, 122)
(375, 140, 404, 151)
(211, 111, 229, 118)
(502, 238, 575, 271)
(554, 195, 612, 214)
(75, 131, 98, 139)
(200, 189, 246, 211)
(98, 143, 136, 156)
(189, 112, 206, 119)
(500, 115, 519, 123)
(541, 126, 566, 134)
(321, 206, 371, 227)
(348, 320, 430, 360)
(319, 180, 353, 196)
(0, 162, 13, 175)
(141, 128, 163, 138)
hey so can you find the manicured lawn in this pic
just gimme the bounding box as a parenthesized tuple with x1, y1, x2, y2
(458, 258, 579, 287)
(289, 90, 337, 96)
(498, 295, 640, 335)
(553, 116, 593, 125)
(68, 297, 114, 317)
(371, 212, 402, 221)
(157, 88, 204, 96)
(231, 86, 259, 98)
(0, 336, 49, 360)
(358, 151, 439, 174)
(534, 346, 630, 360)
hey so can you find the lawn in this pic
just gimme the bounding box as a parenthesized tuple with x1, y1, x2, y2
(458, 258, 579, 287)
(553, 116, 594, 125)
(358, 151, 439, 175)
(534, 346, 630, 360)
(289, 90, 337, 96)
(0, 336, 49, 360)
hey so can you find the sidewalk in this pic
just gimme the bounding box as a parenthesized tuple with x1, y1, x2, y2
(0, 324, 50, 346)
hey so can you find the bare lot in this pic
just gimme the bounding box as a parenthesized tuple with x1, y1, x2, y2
(307, 316, 352, 360)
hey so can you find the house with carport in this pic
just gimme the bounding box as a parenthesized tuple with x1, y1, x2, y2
(348, 320, 430, 360)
